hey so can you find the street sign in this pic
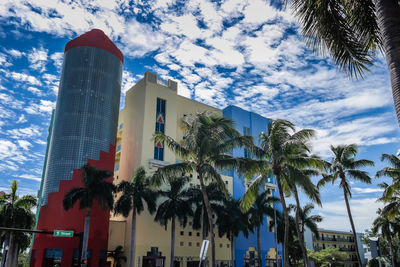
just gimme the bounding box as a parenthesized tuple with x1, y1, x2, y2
(53, 230, 74, 237)
(199, 240, 209, 261)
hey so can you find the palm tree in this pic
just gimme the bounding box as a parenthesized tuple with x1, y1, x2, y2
(154, 176, 193, 267)
(318, 144, 374, 266)
(372, 209, 400, 267)
(286, 167, 323, 267)
(217, 196, 251, 267)
(296, 203, 323, 238)
(376, 153, 400, 202)
(152, 112, 262, 267)
(0, 180, 36, 267)
(288, 0, 400, 125)
(114, 166, 157, 267)
(188, 183, 225, 243)
(63, 164, 115, 267)
(107, 245, 127, 267)
(247, 191, 277, 267)
(241, 119, 322, 267)
(378, 182, 400, 218)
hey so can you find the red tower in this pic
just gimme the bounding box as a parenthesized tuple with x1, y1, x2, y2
(31, 29, 123, 267)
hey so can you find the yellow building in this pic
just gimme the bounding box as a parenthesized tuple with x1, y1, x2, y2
(109, 72, 233, 267)
(305, 228, 366, 267)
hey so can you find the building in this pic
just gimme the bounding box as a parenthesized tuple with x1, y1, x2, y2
(223, 106, 282, 267)
(31, 29, 123, 266)
(108, 72, 279, 267)
(304, 228, 366, 267)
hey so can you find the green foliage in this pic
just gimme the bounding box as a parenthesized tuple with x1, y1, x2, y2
(114, 166, 157, 218)
(63, 164, 116, 211)
(0, 180, 37, 253)
(308, 247, 348, 267)
(154, 176, 193, 229)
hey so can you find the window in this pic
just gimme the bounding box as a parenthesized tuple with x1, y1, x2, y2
(154, 98, 166, 160)
(225, 181, 228, 185)
(197, 232, 200, 237)
(197, 242, 200, 247)
(219, 244, 223, 248)
(180, 242, 184, 246)
(180, 231, 184, 236)
(189, 242, 192, 247)
(114, 164, 119, 171)
(189, 232, 192, 236)
(119, 123, 123, 130)
(227, 244, 229, 248)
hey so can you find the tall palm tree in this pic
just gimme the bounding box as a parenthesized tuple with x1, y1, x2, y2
(318, 144, 374, 266)
(296, 203, 323, 238)
(241, 119, 322, 267)
(376, 153, 400, 202)
(114, 166, 157, 267)
(63, 164, 116, 267)
(286, 167, 323, 267)
(377, 182, 400, 218)
(0, 180, 36, 267)
(152, 112, 262, 267)
(217, 196, 252, 267)
(188, 183, 224, 243)
(247, 191, 277, 267)
(107, 245, 127, 267)
(154, 176, 193, 267)
(372, 208, 400, 267)
(288, 0, 400, 125)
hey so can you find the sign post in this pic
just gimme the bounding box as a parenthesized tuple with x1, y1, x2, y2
(198, 240, 210, 267)
(53, 230, 74, 237)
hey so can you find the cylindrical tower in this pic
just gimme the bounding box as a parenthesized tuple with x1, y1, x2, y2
(32, 29, 123, 267)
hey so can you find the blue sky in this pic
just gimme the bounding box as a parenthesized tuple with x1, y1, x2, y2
(0, 0, 399, 232)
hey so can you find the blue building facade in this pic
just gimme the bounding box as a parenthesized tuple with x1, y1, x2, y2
(223, 105, 282, 267)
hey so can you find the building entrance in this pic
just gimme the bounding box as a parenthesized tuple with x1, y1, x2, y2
(143, 247, 165, 267)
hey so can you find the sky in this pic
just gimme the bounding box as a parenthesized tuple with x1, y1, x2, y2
(0, 0, 399, 233)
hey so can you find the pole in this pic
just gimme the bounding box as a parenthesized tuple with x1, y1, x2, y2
(273, 202, 278, 267)
(77, 232, 83, 266)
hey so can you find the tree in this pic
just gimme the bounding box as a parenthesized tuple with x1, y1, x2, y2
(63, 164, 116, 267)
(217, 196, 251, 267)
(152, 112, 262, 267)
(376, 153, 400, 217)
(285, 164, 324, 267)
(0, 180, 36, 267)
(107, 245, 127, 267)
(372, 209, 400, 267)
(154, 176, 193, 267)
(241, 119, 322, 267)
(296, 203, 323, 238)
(288, 0, 400, 126)
(308, 247, 348, 267)
(114, 166, 157, 267)
(188, 183, 224, 244)
(247, 191, 277, 267)
(318, 144, 374, 266)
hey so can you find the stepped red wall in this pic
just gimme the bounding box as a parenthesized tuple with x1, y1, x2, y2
(31, 144, 115, 267)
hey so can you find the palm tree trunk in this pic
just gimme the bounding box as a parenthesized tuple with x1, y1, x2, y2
(343, 190, 362, 267)
(1, 234, 9, 267)
(230, 235, 235, 267)
(257, 225, 261, 267)
(375, 0, 400, 125)
(202, 211, 208, 267)
(5, 233, 14, 267)
(170, 216, 176, 267)
(293, 187, 309, 267)
(199, 174, 215, 267)
(275, 173, 289, 267)
(129, 210, 137, 267)
(388, 237, 396, 267)
(81, 207, 91, 267)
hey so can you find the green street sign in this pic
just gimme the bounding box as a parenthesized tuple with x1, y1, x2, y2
(53, 230, 74, 237)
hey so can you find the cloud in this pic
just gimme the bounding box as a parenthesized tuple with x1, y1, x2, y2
(17, 140, 32, 150)
(5, 49, 25, 58)
(18, 174, 41, 182)
(25, 100, 55, 115)
(353, 187, 384, 194)
(28, 47, 48, 72)
(16, 114, 27, 123)
(316, 198, 383, 232)
(7, 125, 42, 139)
(3, 70, 42, 86)
(27, 86, 44, 96)
(0, 52, 12, 67)
(50, 52, 63, 70)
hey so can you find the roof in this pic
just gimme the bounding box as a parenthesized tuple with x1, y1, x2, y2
(64, 29, 124, 63)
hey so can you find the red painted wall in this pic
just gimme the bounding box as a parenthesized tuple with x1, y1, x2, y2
(31, 144, 115, 267)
